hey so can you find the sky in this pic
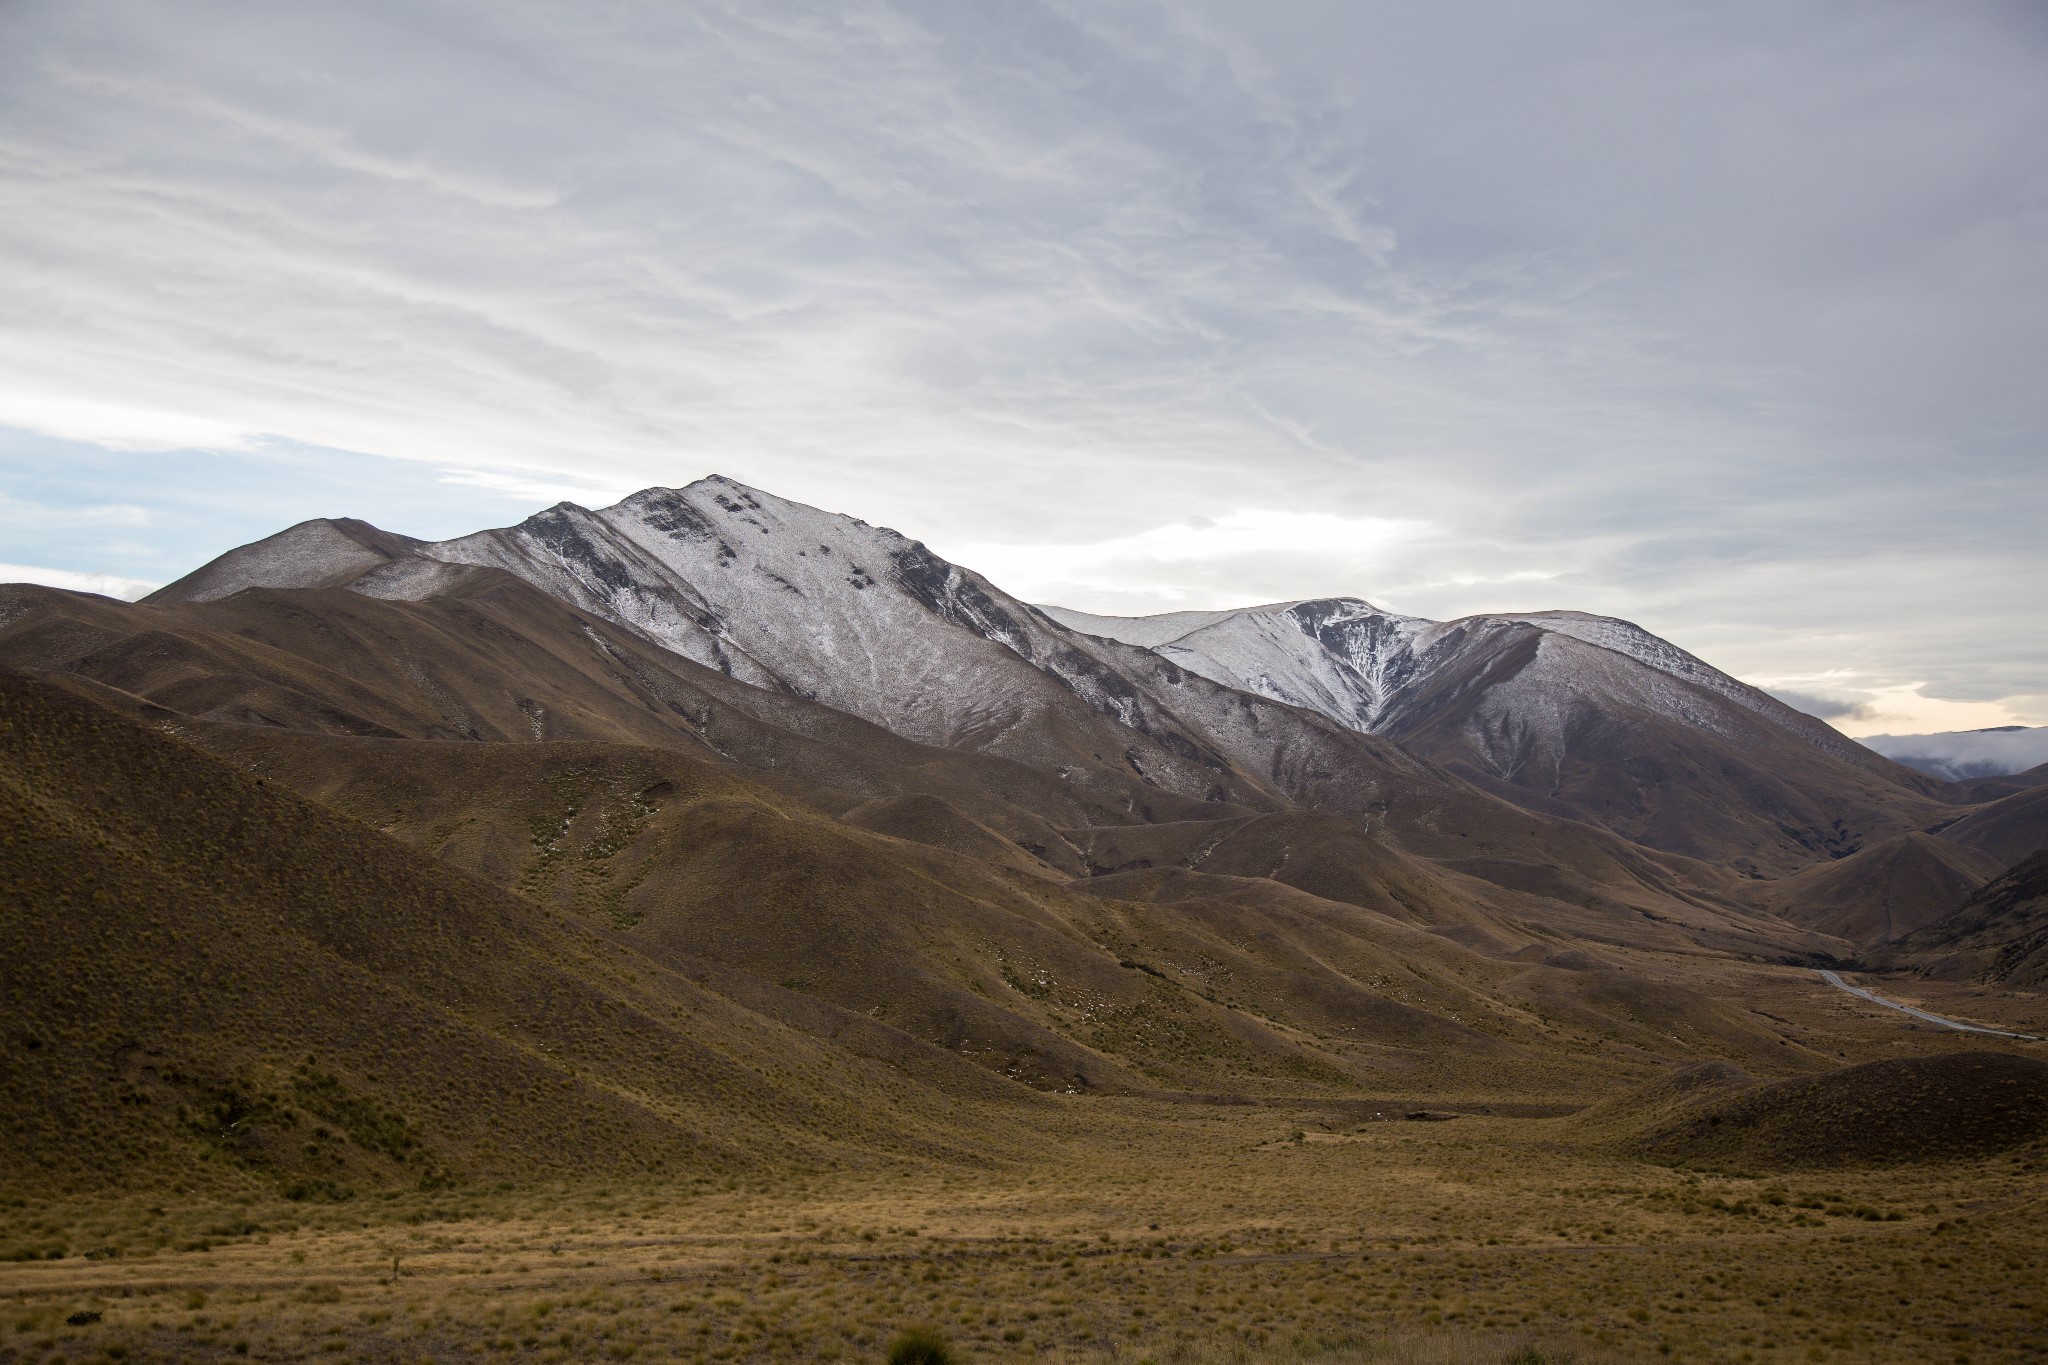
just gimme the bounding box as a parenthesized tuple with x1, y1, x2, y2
(1, 0, 2043, 738)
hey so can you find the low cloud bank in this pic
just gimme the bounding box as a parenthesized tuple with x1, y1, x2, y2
(1859, 727, 2048, 781)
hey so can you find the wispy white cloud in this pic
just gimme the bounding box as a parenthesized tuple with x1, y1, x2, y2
(0, 393, 256, 453)
(946, 509, 1429, 610)
(0, 487, 153, 527)
(0, 561, 159, 600)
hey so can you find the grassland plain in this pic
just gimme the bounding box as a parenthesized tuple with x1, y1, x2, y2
(2, 1096, 2045, 1364)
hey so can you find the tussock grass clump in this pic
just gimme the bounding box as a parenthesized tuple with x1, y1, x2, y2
(888, 1323, 956, 1364)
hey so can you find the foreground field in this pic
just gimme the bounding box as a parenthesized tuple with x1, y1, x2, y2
(4, 1089, 2045, 1365)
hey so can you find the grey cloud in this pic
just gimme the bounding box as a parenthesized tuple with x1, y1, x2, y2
(1766, 690, 1877, 724)
(0, 0, 2042, 708)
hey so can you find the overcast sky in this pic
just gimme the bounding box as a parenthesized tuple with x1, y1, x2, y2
(2, 0, 2043, 735)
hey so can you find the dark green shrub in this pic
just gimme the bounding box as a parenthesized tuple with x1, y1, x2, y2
(886, 1324, 955, 1365)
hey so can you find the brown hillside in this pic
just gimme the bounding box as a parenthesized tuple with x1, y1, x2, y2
(1873, 848, 2048, 987)
(110, 717, 1836, 1098)
(0, 577, 1257, 836)
(157, 725, 1581, 1095)
(1625, 1051, 2048, 1169)
(1744, 832, 2003, 945)
(0, 670, 1031, 1197)
(1933, 782, 2048, 868)
(1076, 868, 1798, 1075)
(0, 580, 1816, 963)
(840, 792, 1065, 880)
(1941, 760, 2048, 805)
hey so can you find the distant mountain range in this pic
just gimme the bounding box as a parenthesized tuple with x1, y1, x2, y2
(134, 475, 1955, 871)
(5, 473, 2044, 1191)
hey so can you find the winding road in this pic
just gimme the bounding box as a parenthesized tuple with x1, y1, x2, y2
(1817, 969, 2041, 1041)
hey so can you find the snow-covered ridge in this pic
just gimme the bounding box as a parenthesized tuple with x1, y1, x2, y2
(1482, 610, 1870, 765)
(1040, 595, 1872, 765)
(144, 518, 422, 604)
(281, 475, 1240, 798)
(1040, 597, 1443, 731)
(1038, 604, 1268, 650)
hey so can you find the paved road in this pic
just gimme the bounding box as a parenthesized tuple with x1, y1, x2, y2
(1817, 969, 2041, 1041)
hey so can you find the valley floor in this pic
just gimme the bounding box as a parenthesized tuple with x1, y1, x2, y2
(4, 1085, 2045, 1365)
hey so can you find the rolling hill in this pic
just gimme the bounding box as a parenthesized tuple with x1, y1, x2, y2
(0, 670, 1033, 1196)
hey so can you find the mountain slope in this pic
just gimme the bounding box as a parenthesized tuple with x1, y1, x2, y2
(1743, 833, 2004, 945)
(2, 571, 1750, 956)
(1601, 1052, 2048, 1169)
(1931, 783, 2048, 869)
(142, 477, 1944, 879)
(280, 731, 1906, 1091)
(1940, 761, 2048, 804)
(145, 517, 425, 603)
(51, 481, 1783, 932)
(1488, 610, 1888, 768)
(1045, 598, 1434, 732)
(424, 500, 784, 688)
(0, 669, 1032, 1195)
(0, 574, 1233, 852)
(1874, 848, 2048, 988)
(152, 481, 1307, 815)
(1046, 596, 1943, 872)
(1378, 623, 1949, 873)
(146, 712, 1800, 1097)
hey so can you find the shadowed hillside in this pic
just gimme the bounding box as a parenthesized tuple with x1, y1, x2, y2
(1745, 832, 2004, 944)
(1612, 1052, 2048, 1169)
(1374, 621, 1947, 875)
(1931, 782, 2048, 868)
(0, 670, 1036, 1197)
(176, 721, 1804, 1092)
(1874, 848, 2048, 987)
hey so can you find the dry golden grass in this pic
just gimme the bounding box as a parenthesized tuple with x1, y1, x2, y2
(3, 1098, 2043, 1363)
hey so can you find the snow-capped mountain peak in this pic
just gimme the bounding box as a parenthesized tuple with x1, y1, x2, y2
(447, 477, 1242, 791)
(1040, 595, 1882, 772)
(1041, 597, 1438, 731)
